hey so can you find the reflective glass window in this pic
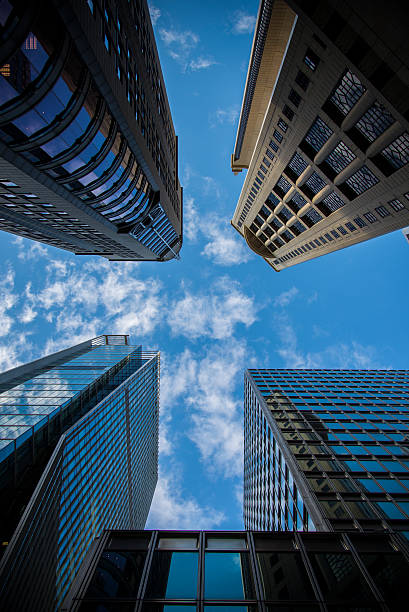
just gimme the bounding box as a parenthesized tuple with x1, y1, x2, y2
(308, 552, 375, 602)
(145, 552, 198, 599)
(204, 553, 255, 599)
(84, 550, 147, 598)
(257, 552, 315, 600)
(359, 552, 409, 604)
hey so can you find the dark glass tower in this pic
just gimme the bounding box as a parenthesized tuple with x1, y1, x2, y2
(244, 369, 409, 538)
(0, 0, 182, 261)
(62, 528, 409, 611)
(0, 335, 159, 611)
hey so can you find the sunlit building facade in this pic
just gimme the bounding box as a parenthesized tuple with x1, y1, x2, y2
(245, 369, 409, 539)
(62, 529, 409, 610)
(231, 0, 409, 270)
(0, 335, 159, 611)
(0, 0, 182, 261)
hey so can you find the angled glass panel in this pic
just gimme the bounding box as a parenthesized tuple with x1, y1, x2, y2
(145, 552, 198, 599)
(257, 552, 316, 600)
(84, 550, 147, 598)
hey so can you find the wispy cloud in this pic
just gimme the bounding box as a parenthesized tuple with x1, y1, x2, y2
(209, 106, 239, 128)
(201, 216, 252, 266)
(184, 196, 199, 241)
(147, 468, 225, 529)
(232, 11, 256, 34)
(159, 26, 216, 72)
(148, 4, 161, 26)
(274, 287, 299, 308)
(189, 57, 217, 71)
(168, 277, 257, 340)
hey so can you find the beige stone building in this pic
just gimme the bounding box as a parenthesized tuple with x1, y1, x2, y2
(231, 0, 409, 270)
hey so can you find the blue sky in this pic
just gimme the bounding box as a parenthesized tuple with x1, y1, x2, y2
(0, 0, 408, 530)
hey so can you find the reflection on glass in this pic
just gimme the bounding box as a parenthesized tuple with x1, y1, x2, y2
(206, 538, 247, 550)
(145, 552, 198, 599)
(141, 607, 197, 612)
(258, 552, 315, 600)
(204, 553, 254, 599)
(359, 552, 409, 603)
(158, 538, 198, 550)
(205, 607, 257, 612)
(308, 552, 375, 602)
(84, 550, 146, 598)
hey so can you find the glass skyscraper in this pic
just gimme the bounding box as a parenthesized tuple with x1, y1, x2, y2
(244, 369, 409, 541)
(0, 334, 159, 612)
(0, 0, 182, 261)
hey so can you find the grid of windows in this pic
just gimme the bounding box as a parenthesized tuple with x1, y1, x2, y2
(0, 338, 159, 611)
(379, 133, 409, 170)
(277, 118, 288, 132)
(321, 191, 346, 212)
(285, 152, 308, 180)
(64, 529, 409, 611)
(301, 171, 327, 197)
(246, 369, 409, 537)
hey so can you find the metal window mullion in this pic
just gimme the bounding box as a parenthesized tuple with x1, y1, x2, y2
(134, 530, 157, 611)
(247, 530, 265, 611)
(198, 530, 205, 606)
(72, 137, 127, 195)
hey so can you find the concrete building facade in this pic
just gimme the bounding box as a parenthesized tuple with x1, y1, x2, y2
(231, 0, 409, 270)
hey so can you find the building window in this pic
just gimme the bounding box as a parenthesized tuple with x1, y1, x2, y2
(300, 207, 323, 228)
(291, 220, 307, 236)
(273, 129, 283, 143)
(388, 199, 405, 212)
(341, 165, 379, 198)
(363, 211, 377, 223)
(374, 132, 409, 175)
(331, 229, 340, 238)
(354, 216, 367, 228)
(289, 88, 302, 108)
(320, 191, 346, 213)
(273, 175, 292, 198)
(337, 225, 348, 235)
(281, 229, 294, 243)
(266, 148, 275, 161)
(295, 70, 310, 91)
(304, 48, 320, 71)
(269, 139, 279, 152)
(324, 70, 366, 124)
(277, 206, 293, 223)
(345, 221, 357, 231)
(278, 118, 288, 132)
(288, 192, 307, 214)
(321, 141, 356, 178)
(375, 205, 390, 218)
(353, 101, 394, 146)
(284, 152, 308, 181)
(301, 171, 327, 199)
(283, 104, 295, 121)
(301, 116, 333, 157)
(263, 157, 271, 167)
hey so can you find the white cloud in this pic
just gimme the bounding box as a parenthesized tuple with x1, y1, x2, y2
(232, 11, 256, 34)
(210, 106, 239, 128)
(274, 286, 299, 308)
(188, 56, 217, 71)
(19, 304, 37, 324)
(274, 311, 384, 370)
(147, 470, 225, 529)
(15, 238, 48, 261)
(159, 27, 216, 72)
(187, 339, 247, 478)
(201, 218, 252, 266)
(148, 4, 161, 26)
(184, 196, 199, 241)
(168, 277, 257, 340)
(0, 268, 18, 337)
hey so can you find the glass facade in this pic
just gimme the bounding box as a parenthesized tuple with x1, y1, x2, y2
(0, 0, 182, 261)
(245, 369, 409, 540)
(62, 529, 409, 611)
(0, 335, 159, 612)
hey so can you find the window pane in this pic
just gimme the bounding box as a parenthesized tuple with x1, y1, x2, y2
(206, 538, 247, 550)
(308, 553, 375, 602)
(359, 553, 409, 604)
(145, 552, 198, 599)
(84, 551, 147, 598)
(204, 552, 255, 599)
(257, 552, 316, 600)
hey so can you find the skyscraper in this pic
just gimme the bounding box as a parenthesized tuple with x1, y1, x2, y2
(0, 0, 182, 261)
(231, 0, 409, 271)
(62, 528, 409, 611)
(0, 334, 159, 611)
(244, 368, 409, 540)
